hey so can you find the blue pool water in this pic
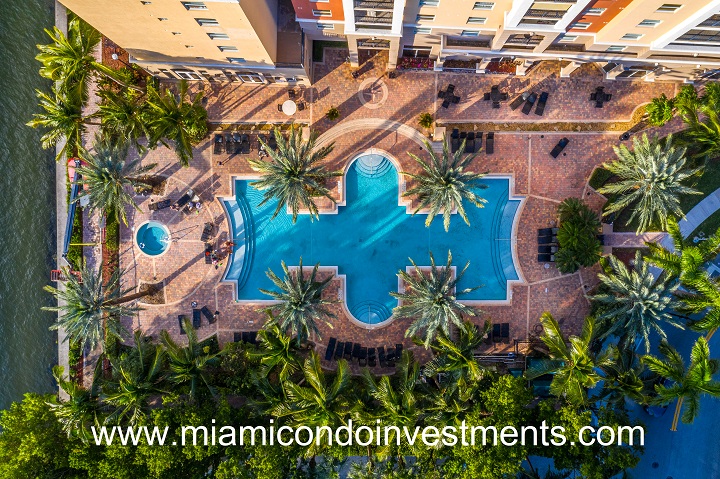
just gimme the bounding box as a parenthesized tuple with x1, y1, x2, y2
(224, 154, 522, 324)
(136, 221, 171, 256)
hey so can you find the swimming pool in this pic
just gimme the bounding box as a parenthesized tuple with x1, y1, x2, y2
(222, 152, 524, 326)
(136, 220, 171, 257)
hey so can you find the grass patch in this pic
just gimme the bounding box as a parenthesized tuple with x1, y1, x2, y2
(689, 210, 720, 239)
(589, 167, 613, 190)
(66, 206, 83, 270)
(312, 40, 348, 63)
(105, 214, 120, 253)
(679, 156, 720, 213)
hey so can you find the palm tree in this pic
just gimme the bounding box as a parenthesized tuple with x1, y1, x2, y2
(401, 139, 487, 232)
(423, 373, 475, 429)
(589, 251, 682, 354)
(249, 127, 340, 223)
(676, 83, 720, 158)
(391, 251, 478, 348)
(35, 16, 139, 98)
(49, 365, 103, 441)
(248, 322, 303, 382)
(676, 274, 720, 340)
(362, 351, 424, 460)
(260, 258, 338, 345)
(159, 318, 222, 400)
(43, 266, 148, 352)
(270, 351, 356, 455)
(421, 319, 490, 382)
(525, 313, 610, 406)
(642, 337, 720, 431)
(76, 136, 156, 226)
(97, 88, 149, 152)
(646, 94, 675, 127)
(26, 87, 92, 160)
(103, 330, 166, 425)
(598, 134, 702, 234)
(596, 346, 651, 407)
(143, 81, 208, 167)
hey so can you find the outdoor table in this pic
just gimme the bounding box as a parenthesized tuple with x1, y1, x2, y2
(282, 100, 297, 116)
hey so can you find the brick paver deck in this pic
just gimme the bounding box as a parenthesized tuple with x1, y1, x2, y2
(118, 48, 687, 371)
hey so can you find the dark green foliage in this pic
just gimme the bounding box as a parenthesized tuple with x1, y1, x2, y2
(312, 40, 348, 62)
(555, 198, 602, 273)
(325, 106, 340, 121)
(588, 166, 613, 190)
(646, 93, 674, 126)
(418, 112, 434, 129)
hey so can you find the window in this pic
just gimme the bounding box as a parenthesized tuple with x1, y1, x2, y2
(207, 32, 229, 39)
(657, 3, 682, 12)
(586, 7, 606, 15)
(559, 35, 577, 42)
(467, 17, 487, 24)
(316, 23, 334, 30)
(159, 69, 176, 78)
(195, 18, 219, 26)
(312, 9, 332, 16)
(460, 30, 480, 36)
(173, 69, 203, 80)
(621, 33, 643, 40)
(473, 2, 494, 10)
(571, 22, 590, 29)
(419, 0, 440, 5)
(227, 57, 246, 63)
(218, 46, 238, 52)
(417, 14, 436, 21)
(606, 45, 626, 52)
(181, 2, 207, 10)
(638, 19, 661, 27)
(414, 27, 432, 34)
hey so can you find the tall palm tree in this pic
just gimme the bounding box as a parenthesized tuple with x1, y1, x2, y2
(646, 93, 675, 127)
(249, 127, 340, 223)
(391, 251, 478, 348)
(423, 373, 475, 429)
(103, 330, 166, 425)
(642, 337, 720, 431)
(76, 136, 156, 226)
(596, 346, 651, 407)
(598, 134, 702, 234)
(676, 273, 720, 340)
(421, 319, 490, 382)
(362, 350, 424, 460)
(159, 318, 222, 400)
(525, 313, 610, 406)
(589, 251, 682, 354)
(143, 81, 208, 167)
(43, 266, 148, 352)
(676, 83, 720, 158)
(26, 87, 93, 160)
(401, 139, 487, 232)
(270, 351, 356, 455)
(97, 88, 149, 152)
(248, 322, 303, 382)
(260, 258, 338, 345)
(49, 365, 103, 441)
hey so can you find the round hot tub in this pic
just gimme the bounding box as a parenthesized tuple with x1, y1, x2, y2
(136, 220, 171, 257)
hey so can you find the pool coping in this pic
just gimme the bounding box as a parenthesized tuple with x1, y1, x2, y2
(216, 149, 527, 329)
(134, 220, 173, 259)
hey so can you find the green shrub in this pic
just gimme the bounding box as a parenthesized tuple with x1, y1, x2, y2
(646, 94, 674, 126)
(588, 167, 614, 190)
(555, 198, 602, 274)
(105, 214, 120, 253)
(326, 106, 340, 121)
(418, 112, 434, 129)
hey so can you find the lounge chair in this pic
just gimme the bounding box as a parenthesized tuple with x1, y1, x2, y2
(538, 245, 558, 254)
(538, 236, 558, 245)
(538, 227, 558, 236)
(451, 136, 460, 153)
(476, 132, 483, 151)
(232, 132, 242, 154)
(201, 306, 215, 324)
(535, 92, 548, 116)
(378, 346, 387, 367)
(451, 128, 459, 139)
(597, 234, 605, 245)
(386, 347, 396, 362)
(343, 342, 352, 360)
(396, 343, 403, 358)
(447, 84, 455, 94)
(550, 138, 570, 158)
(460, 131, 467, 140)
(149, 199, 171, 211)
(200, 222, 214, 242)
(334, 341, 344, 360)
(213, 134, 224, 154)
(352, 343, 361, 359)
(268, 135, 277, 151)
(224, 134, 233, 154)
(368, 348, 377, 367)
(501, 323, 510, 343)
(240, 134, 250, 154)
(172, 189, 194, 210)
(521, 93, 537, 115)
(510, 95, 525, 110)
(538, 254, 555, 262)
(465, 132, 475, 153)
(325, 337, 337, 361)
(204, 243, 213, 264)
(492, 324, 502, 343)
(192, 309, 202, 329)
(486, 132, 494, 155)
(358, 347, 368, 367)
(178, 315, 187, 335)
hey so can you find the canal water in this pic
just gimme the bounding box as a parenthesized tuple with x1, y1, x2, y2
(0, 0, 58, 409)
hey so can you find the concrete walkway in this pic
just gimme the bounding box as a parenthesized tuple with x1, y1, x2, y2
(605, 231, 668, 248)
(660, 187, 720, 249)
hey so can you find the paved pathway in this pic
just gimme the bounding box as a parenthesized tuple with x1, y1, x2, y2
(660, 187, 720, 249)
(604, 231, 668, 247)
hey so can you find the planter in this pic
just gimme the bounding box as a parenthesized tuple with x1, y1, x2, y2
(397, 57, 435, 71)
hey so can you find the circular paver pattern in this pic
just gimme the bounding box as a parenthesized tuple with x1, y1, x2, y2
(357, 77, 388, 109)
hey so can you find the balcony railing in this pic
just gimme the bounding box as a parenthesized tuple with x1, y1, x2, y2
(445, 38, 491, 48)
(354, 0, 394, 10)
(524, 9, 565, 19)
(354, 11, 393, 25)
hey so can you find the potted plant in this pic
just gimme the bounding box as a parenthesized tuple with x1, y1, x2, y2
(326, 106, 340, 121)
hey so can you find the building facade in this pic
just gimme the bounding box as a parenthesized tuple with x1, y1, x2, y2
(63, 0, 720, 83)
